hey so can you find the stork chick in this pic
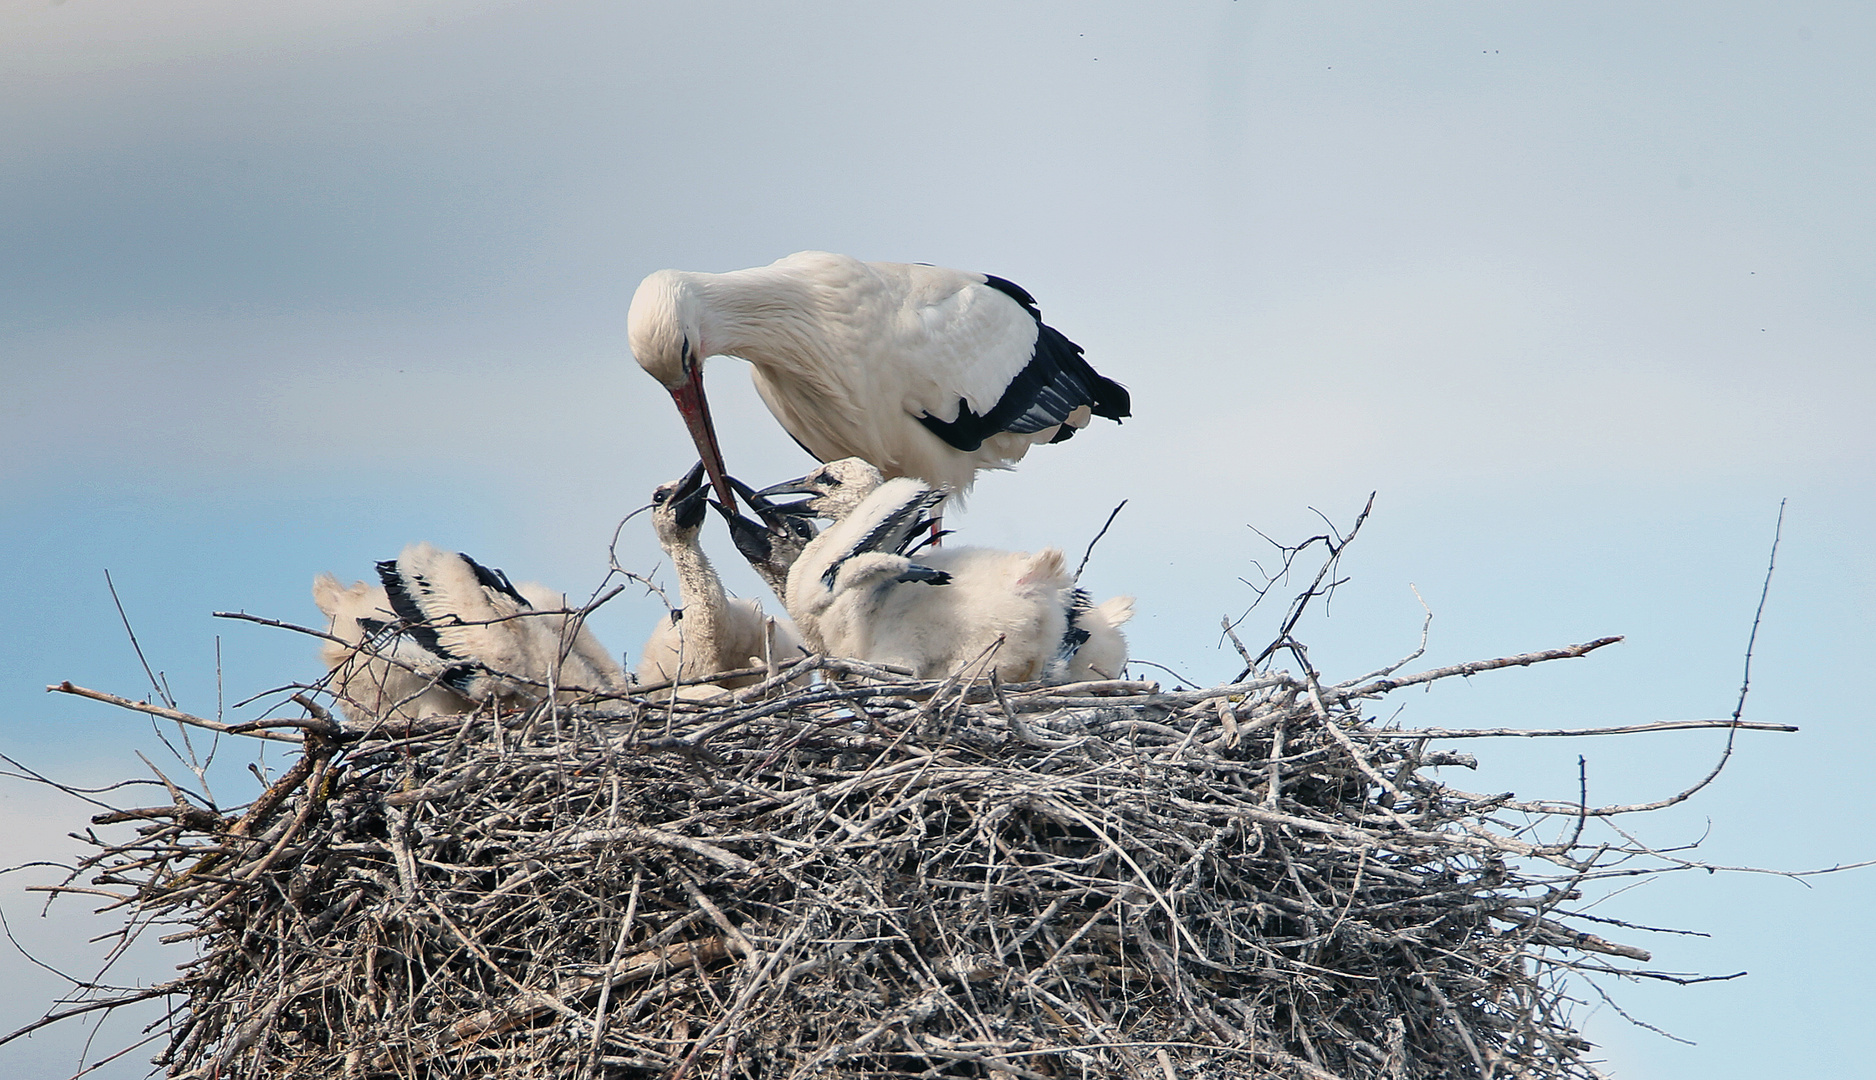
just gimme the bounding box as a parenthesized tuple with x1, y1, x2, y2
(314, 543, 627, 726)
(771, 462, 1132, 683)
(638, 463, 804, 693)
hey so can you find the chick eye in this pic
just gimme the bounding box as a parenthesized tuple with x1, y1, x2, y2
(653, 490, 669, 505)
(818, 471, 841, 487)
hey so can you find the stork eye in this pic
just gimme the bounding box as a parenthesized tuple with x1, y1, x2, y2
(679, 337, 693, 371)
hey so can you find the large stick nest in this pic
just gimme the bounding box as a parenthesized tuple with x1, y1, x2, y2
(27, 626, 1765, 1080)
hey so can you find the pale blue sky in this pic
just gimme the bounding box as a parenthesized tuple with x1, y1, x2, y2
(2, 3, 1871, 1077)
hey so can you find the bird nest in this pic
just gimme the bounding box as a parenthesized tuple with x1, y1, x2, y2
(17, 623, 1788, 1080)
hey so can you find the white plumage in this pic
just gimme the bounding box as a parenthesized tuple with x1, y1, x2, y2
(1063, 593, 1135, 682)
(312, 573, 474, 724)
(637, 464, 804, 694)
(627, 251, 1129, 513)
(314, 543, 627, 726)
(773, 462, 1133, 683)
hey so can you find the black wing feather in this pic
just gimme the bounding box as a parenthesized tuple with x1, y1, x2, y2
(1051, 588, 1095, 672)
(979, 273, 1041, 315)
(436, 663, 490, 698)
(822, 487, 947, 589)
(918, 276, 1131, 453)
(894, 565, 952, 585)
(459, 553, 531, 608)
(376, 559, 454, 658)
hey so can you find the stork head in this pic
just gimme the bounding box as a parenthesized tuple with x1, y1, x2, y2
(649, 461, 711, 547)
(753, 457, 888, 521)
(628, 270, 737, 513)
(710, 474, 819, 570)
(627, 271, 705, 390)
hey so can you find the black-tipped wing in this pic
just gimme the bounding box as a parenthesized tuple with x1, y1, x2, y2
(917, 275, 1131, 454)
(459, 554, 530, 608)
(377, 558, 451, 658)
(377, 550, 531, 659)
(894, 564, 952, 585)
(822, 486, 947, 589)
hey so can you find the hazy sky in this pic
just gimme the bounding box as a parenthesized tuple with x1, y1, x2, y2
(2, 3, 1870, 1077)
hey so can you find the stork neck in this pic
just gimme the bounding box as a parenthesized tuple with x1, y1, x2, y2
(694, 267, 829, 375)
(667, 537, 728, 644)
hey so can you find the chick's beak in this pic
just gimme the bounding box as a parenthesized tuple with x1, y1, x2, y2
(753, 473, 823, 501)
(711, 500, 775, 565)
(671, 460, 710, 530)
(675, 460, 708, 498)
(727, 475, 811, 520)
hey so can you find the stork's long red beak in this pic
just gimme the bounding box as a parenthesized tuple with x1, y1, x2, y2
(669, 367, 739, 516)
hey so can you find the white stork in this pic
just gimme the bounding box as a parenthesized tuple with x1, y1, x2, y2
(313, 573, 475, 725)
(627, 251, 1130, 514)
(314, 543, 627, 726)
(637, 463, 805, 694)
(768, 462, 1133, 683)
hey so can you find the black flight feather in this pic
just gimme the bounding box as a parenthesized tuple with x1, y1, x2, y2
(376, 559, 453, 659)
(823, 486, 947, 589)
(900, 526, 952, 558)
(460, 554, 531, 609)
(894, 565, 952, 585)
(918, 275, 1131, 453)
(436, 663, 490, 698)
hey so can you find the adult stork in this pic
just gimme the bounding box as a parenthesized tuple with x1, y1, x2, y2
(765, 460, 1134, 683)
(627, 251, 1130, 514)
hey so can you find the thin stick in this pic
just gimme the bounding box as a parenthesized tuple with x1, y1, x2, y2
(0, 984, 178, 1048)
(48, 683, 302, 744)
(1734, 498, 1786, 725)
(103, 570, 173, 709)
(1074, 500, 1127, 581)
(1347, 718, 1797, 739)
(1336, 637, 1623, 698)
